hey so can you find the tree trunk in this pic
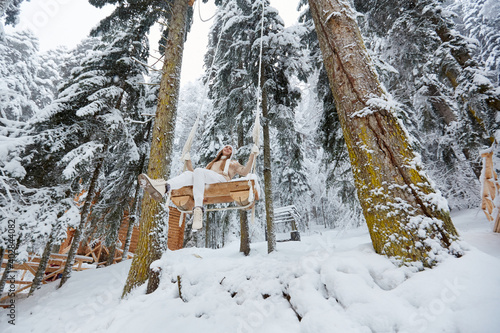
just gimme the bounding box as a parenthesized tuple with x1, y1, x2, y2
(238, 121, 250, 255)
(122, 124, 151, 260)
(239, 211, 250, 256)
(59, 149, 105, 288)
(29, 230, 56, 296)
(205, 212, 211, 249)
(77, 219, 96, 256)
(121, 175, 142, 261)
(105, 228, 119, 267)
(308, 0, 460, 267)
(261, 69, 276, 254)
(122, 0, 189, 297)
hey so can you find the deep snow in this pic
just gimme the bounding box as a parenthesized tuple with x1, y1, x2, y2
(1, 209, 499, 333)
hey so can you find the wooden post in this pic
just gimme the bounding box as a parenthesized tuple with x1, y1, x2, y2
(480, 150, 500, 232)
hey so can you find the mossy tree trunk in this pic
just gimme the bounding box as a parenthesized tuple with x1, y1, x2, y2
(308, 0, 460, 267)
(122, 0, 189, 297)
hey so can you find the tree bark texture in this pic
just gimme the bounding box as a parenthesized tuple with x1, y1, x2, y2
(59, 151, 105, 288)
(122, 0, 189, 297)
(261, 70, 276, 254)
(29, 230, 55, 295)
(121, 177, 142, 261)
(105, 227, 119, 267)
(122, 125, 151, 260)
(0, 248, 4, 267)
(238, 122, 250, 255)
(239, 210, 250, 255)
(308, 0, 460, 267)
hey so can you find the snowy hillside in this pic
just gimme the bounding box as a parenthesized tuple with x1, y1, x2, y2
(1, 209, 499, 333)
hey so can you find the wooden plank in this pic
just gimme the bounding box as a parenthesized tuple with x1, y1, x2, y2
(0, 252, 96, 304)
(204, 195, 234, 205)
(170, 180, 259, 206)
(0, 284, 32, 303)
(49, 253, 93, 262)
(167, 208, 186, 251)
(9, 280, 32, 285)
(494, 212, 500, 233)
(230, 190, 250, 205)
(171, 195, 194, 211)
(171, 180, 255, 197)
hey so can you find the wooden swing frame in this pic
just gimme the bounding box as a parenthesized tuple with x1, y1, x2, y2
(170, 178, 259, 213)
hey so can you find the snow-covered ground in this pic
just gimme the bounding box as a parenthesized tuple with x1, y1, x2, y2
(1, 209, 499, 333)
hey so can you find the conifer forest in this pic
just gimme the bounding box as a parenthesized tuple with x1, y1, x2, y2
(0, 1, 499, 332)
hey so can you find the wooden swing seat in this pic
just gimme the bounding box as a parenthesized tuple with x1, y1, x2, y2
(170, 179, 259, 212)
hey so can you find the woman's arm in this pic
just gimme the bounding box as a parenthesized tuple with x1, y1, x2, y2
(181, 152, 194, 172)
(235, 151, 257, 177)
(185, 159, 194, 172)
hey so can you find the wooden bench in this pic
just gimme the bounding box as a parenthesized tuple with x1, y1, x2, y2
(170, 179, 259, 212)
(275, 205, 301, 241)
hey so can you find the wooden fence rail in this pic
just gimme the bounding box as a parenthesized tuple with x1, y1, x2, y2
(0, 252, 94, 305)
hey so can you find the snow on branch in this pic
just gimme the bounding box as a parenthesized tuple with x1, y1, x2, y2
(350, 95, 401, 118)
(59, 142, 104, 180)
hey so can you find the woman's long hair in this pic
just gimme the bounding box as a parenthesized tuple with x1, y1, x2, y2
(206, 149, 228, 171)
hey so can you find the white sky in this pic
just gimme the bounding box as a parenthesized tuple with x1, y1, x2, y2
(5, 0, 301, 85)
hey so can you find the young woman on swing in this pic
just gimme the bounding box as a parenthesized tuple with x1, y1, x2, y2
(138, 144, 259, 230)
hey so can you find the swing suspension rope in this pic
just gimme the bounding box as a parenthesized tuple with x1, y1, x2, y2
(252, 0, 265, 174)
(181, 0, 266, 174)
(180, 16, 224, 171)
(197, 0, 217, 23)
(173, 1, 266, 220)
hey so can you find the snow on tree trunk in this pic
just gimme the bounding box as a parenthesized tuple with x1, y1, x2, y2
(105, 226, 120, 267)
(29, 230, 55, 296)
(238, 122, 251, 256)
(59, 150, 105, 288)
(121, 174, 143, 261)
(122, 0, 189, 296)
(261, 70, 276, 254)
(308, 0, 461, 267)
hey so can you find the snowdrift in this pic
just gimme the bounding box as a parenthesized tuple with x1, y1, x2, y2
(1, 209, 499, 333)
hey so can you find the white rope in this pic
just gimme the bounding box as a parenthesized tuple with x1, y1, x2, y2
(251, 0, 266, 174)
(181, 16, 225, 171)
(256, 0, 265, 109)
(248, 179, 256, 224)
(177, 201, 255, 214)
(176, 2, 266, 218)
(197, 0, 217, 23)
